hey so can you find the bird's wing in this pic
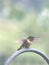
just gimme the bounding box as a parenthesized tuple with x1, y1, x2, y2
(15, 39, 24, 44)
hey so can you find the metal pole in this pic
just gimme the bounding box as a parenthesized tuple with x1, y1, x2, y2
(4, 48, 49, 65)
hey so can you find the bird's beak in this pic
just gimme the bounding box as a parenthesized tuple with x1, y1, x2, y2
(34, 37, 38, 40)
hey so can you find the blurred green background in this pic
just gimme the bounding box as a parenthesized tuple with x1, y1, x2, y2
(0, 0, 49, 65)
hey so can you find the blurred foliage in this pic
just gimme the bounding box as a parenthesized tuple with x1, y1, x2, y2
(9, 8, 25, 20)
(0, 0, 49, 65)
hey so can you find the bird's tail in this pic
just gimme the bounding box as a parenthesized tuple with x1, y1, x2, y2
(17, 47, 22, 50)
(17, 45, 23, 50)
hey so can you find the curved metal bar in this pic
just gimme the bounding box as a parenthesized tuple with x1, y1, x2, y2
(4, 48, 49, 65)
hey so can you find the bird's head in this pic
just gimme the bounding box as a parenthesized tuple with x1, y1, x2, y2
(27, 36, 35, 42)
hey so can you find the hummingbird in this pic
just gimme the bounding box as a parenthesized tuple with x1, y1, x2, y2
(17, 36, 36, 50)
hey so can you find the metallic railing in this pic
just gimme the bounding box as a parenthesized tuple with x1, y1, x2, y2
(4, 48, 49, 65)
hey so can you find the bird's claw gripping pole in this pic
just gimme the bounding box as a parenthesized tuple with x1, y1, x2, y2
(4, 48, 49, 65)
